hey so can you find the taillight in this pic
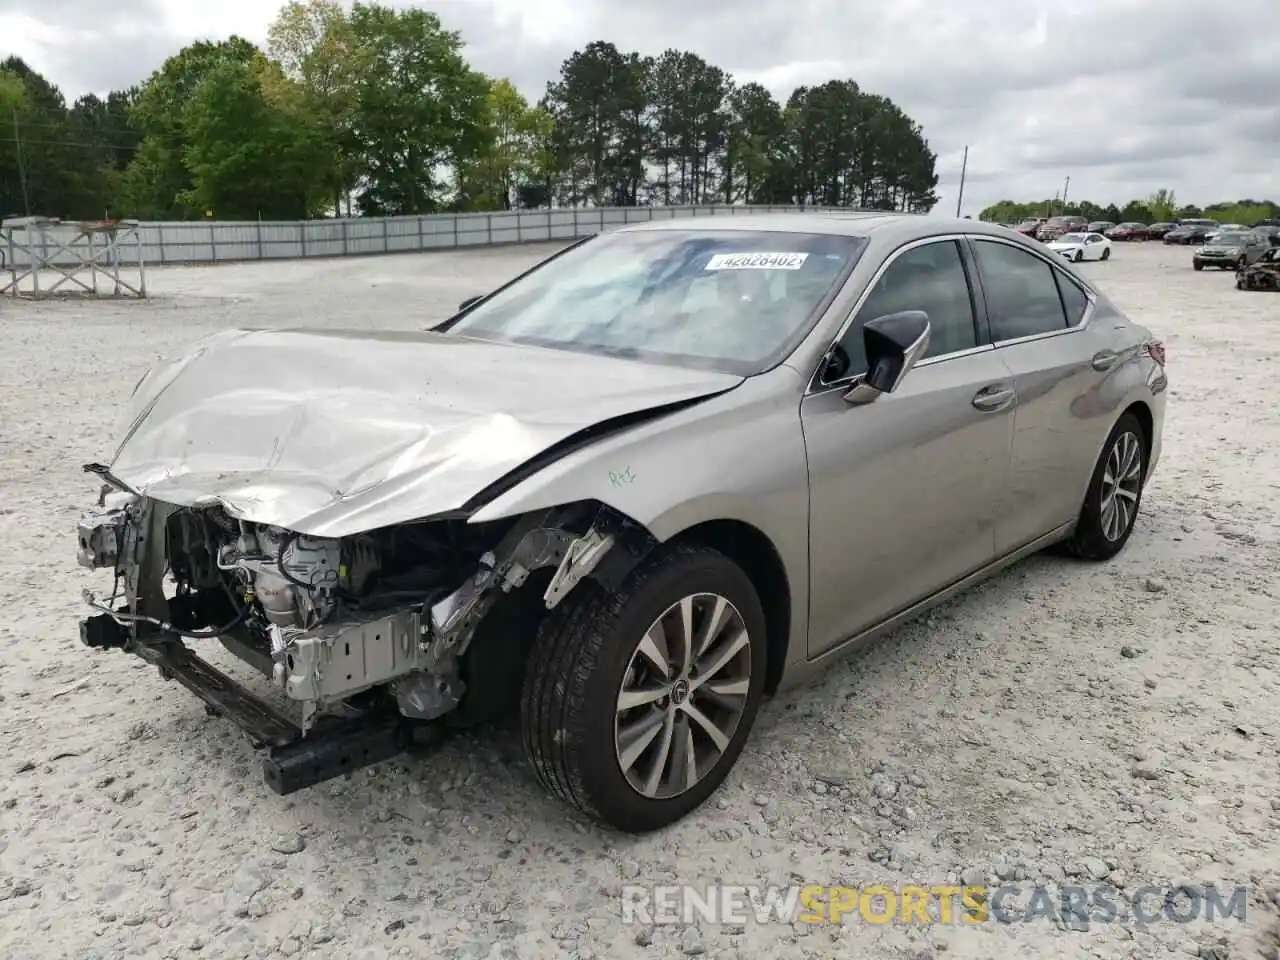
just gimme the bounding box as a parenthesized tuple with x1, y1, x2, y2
(1146, 340, 1166, 367)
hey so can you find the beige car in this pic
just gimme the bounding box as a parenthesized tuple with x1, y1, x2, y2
(76, 214, 1168, 832)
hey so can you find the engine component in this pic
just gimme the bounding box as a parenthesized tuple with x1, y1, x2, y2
(216, 525, 380, 631)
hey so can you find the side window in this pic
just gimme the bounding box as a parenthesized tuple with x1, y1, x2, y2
(971, 240, 1069, 341)
(835, 240, 977, 377)
(1055, 273, 1090, 326)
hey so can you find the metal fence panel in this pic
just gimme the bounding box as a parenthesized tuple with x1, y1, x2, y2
(2, 204, 857, 267)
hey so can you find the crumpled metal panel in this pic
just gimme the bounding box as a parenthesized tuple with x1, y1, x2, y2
(105, 328, 742, 538)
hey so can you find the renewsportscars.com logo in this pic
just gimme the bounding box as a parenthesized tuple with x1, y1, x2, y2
(620, 884, 1250, 926)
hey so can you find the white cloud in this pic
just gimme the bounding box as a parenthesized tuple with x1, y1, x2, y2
(2, 0, 1276, 214)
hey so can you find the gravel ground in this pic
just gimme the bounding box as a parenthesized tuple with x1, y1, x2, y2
(2, 239, 1279, 960)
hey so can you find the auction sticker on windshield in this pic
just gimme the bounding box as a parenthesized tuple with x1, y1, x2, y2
(705, 252, 810, 270)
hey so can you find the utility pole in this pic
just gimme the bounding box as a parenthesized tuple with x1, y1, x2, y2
(13, 108, 31, 217)
(955, 145, 968, 217)
(1062, 175, 1071, 211)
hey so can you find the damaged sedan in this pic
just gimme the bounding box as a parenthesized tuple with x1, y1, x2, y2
(76, 214, 1167, 833)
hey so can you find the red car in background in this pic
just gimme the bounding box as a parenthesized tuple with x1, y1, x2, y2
(1036, 216, 1089, 242)
(1013, 218, 1045, 238)
(1108, 222, 1149, 241)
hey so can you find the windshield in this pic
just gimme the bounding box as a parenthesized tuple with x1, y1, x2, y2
(1213, 232, 1249, 245)
(444, 229, 867, 375)
(1058, 233, 1086, 244)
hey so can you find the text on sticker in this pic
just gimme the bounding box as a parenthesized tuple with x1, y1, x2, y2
(705, 252, 809, 271)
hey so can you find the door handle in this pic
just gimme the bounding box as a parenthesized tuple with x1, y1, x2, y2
(1091, 350, 1119, 371)
(971, 384, 1014, 412)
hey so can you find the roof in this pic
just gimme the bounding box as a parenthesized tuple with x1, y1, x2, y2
(616, 211, 1024, 244)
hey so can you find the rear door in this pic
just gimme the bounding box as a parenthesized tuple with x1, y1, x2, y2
(965, 236, 1122, 555)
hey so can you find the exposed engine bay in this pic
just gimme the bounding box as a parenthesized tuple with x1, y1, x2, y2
(76, 466, 654, 790)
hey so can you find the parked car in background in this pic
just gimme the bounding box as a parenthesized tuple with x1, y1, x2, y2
(1164, 220, 1220, 244)
(1088, 221, 1116, 235)
(1252, 225, 1280, 247)
(1037, 216, 1089, 242)
(1251, 218, 1280, 231)
(1014, 218, 1046, 238)
(1193, 229, 1269, 270)
(1046, 232, 1113, 262)
(1108, 223, 1149, 242)
(1145, 222, 1178, 239)
(1236, 244, 1280, 290)
(1205, 223, 1249, 242)
(71, 214, 1168, 832)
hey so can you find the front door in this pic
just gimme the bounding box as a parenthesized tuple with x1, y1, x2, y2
(801, 237, 1015, 658)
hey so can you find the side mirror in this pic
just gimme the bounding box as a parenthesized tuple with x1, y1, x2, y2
(843, 310, 931, 405)
(457, 295, 483, 311)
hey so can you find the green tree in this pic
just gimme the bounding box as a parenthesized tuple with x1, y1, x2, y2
(465, 78, 538, 210)
(178, 58, 328, 219)
(1146, 187, 1177, 221)
(346, 3, 489, 215)
(123, 37, 261, 218)
(647, 50, 729, 204)
(720, 82, 785, 204)
(543, 41, 652, 206)
(1119, 200, 1152, 223)
(0, 58, 85, 218)
(0, 67, 32, 217)
(267, 0, 361, 215)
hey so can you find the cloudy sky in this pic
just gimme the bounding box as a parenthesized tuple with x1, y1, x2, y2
(2, 0, 1276, 215)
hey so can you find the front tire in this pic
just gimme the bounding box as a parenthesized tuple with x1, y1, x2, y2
(520, 544, 767, 833)
(1193, 261, 1204, 271)
(1062, 413, 1147, 561)
(1101, 247, 1111, 260)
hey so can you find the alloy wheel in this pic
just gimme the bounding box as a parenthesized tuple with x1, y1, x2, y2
(614, 593, 752, 800)
(1100, 431, 1143, 541)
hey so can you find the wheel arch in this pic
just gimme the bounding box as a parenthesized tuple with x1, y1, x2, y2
(1121, 399, 1153, 464)
(663, 518, 793, 695)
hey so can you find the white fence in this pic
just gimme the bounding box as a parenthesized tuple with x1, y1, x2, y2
(2, 204, 849, 268)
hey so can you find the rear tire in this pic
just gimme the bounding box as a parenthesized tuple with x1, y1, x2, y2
(520, 544, 767, 833)
(1062, 413, 1147, 561)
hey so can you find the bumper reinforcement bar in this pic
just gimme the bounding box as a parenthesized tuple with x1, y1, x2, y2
(83, 623, 446, 796)
(134, 639, 301, 748)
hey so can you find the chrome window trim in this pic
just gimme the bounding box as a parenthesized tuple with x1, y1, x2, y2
(966, 234, 1098, 348)
(805, 233, 985, 396)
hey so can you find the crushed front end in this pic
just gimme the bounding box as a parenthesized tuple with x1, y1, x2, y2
(75, 465, 652, 794)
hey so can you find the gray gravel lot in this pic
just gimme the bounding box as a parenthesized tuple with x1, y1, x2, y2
(2, 239, 1279, 960)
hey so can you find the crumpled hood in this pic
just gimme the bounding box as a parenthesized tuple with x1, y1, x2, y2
(107, 328, 742, 537)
